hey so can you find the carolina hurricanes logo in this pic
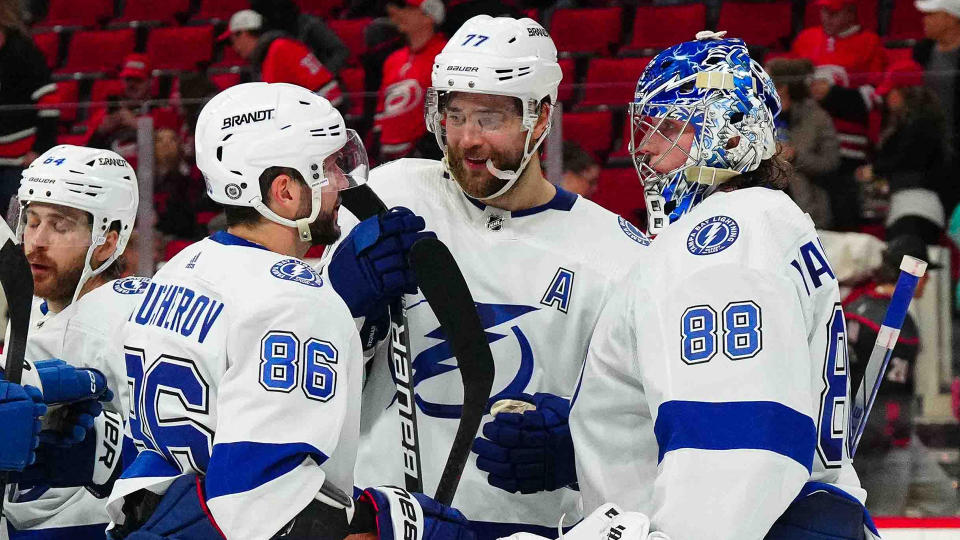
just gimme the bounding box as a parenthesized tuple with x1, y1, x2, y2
(382, 80, 424, 119)
(411, 302, 538, 419)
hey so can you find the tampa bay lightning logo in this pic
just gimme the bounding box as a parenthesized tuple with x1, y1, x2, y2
(413, 302, 538, 419)
(113, 276, 151, 294)
(270, 258, 323, 288)
(618, 216, 651, 246)
(687, 215, 739, 255)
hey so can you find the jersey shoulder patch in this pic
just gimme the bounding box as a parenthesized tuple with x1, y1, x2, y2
(112, 276, 152, 295)
(618, 216, 651, 246)
(270, 258, 324, 288)
(686, 215, 740, 256)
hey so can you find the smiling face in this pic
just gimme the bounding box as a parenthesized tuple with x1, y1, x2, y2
(442, 93, 533, 198)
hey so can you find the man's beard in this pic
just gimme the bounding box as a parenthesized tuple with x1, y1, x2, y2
(298, 193, 341, 246)
(447, 144, 523, 199)
(29, 252, 85, 305)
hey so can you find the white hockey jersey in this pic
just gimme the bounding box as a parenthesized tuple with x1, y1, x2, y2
(2, 276, 149, 539)
(570, 187, 872, 539)
(106, 231, 363, 540)
(326, 159, 650, 537)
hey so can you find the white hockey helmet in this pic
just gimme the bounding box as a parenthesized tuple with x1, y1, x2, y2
(425, 15, 562, 200)
(195, 82, 368, 242)
(17, 144, 139, 303)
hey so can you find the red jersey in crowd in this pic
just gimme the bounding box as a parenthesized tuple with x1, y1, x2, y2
(792, 25, 887, 86)
(375, 33, 447, 158)
(255, 35, 342, 106)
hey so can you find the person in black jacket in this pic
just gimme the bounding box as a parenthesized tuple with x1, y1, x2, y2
(0, 0, 58, 214)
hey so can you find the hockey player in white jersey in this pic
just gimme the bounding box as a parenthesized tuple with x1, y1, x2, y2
(3, 145, 144, 539)
(105, 82, 429, 540)
(563, 32, 877, 539)
(323, 15, 649, 540)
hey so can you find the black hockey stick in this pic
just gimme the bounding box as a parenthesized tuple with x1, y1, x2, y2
(0, 219, 34, 513)
(341, 185, 423, 493)
(409, 237, 494, 506)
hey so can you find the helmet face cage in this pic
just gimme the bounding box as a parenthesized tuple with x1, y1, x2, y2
(628, 35, 780, 233)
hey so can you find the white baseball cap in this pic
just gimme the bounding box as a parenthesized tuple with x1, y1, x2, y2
(915, 0, 960, 19)
(218, 9, 263, 41)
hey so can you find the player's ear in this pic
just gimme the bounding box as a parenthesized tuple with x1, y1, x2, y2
(269, 173, 300, 218)
(92, 229, 120, 268)
(531, 100, 552, 141)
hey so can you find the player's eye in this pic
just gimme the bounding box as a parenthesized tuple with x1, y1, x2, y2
(446, 112, 466, 126)
(477, 112, 506, 131)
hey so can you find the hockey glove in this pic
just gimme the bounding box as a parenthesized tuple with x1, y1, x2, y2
(358, 486, 476, 540)
(0, 378, 45, 471)
(472, 393, 577, 494)
(502, 504, 670, 540)
(13, 409, 125, 497)
(119, 474, 223, 540)
(22, 359, 113, 446)
(327, 206, 435, 320)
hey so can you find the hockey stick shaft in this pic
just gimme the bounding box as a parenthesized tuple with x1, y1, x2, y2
(848, 255, 927, 457)
(340, 185, 424, 493)
(0, 218, 34, 512)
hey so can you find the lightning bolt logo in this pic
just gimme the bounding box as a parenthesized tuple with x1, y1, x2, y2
(687, 215, 740, 256)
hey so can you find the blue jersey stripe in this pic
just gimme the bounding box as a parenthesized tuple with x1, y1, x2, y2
(205, 441, 329, 500)
(654, 400, 816, 472)
(119, 449, 180, 480)
(6, 522, 107, 540)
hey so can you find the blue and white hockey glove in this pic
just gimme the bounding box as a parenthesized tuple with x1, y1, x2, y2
(0, 377, 45, 471)
(472, 393, 577, 494)
(358, 486, 476, 540)
(328, 206, 435, 320)
(119, 474, 223, 540)
(23, 359, 113, 446)
(13, 409, 125, 497)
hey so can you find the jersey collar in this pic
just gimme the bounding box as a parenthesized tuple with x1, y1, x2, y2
(210, 230, 270, 251)
(464, 186, 578, 217)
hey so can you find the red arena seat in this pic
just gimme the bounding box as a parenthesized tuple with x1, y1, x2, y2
(146, 26, 215, 71)
(114, 0, 191, 25)
(58, 29, 136, 75)
(717, 1, 793, 49)
(33, 32, 59, 69)
(562, 110, 614, 160)
(579, 57, 652, 108)
(550, 8, 622, 56)
(37, 0, 113, 28)
(623, 3, 707, 53)
(591, 168, 646, 226)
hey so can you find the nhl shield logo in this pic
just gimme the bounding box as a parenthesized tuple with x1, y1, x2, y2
(687, 215, 739, 256)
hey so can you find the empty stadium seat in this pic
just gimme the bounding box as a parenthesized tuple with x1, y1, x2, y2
(803, 0, 878, 33)
(296, 0, 345, 19)
(114, 0, 191, 25)
(58, 29, 136, 75)
(884, 46, 915, 64)
(717, 1, 793, 49)
(146, 26, 214, 71)
(558, 58, 576, 103)
(329, 18, 372, 66)
(90, 79, 127, 105)
(210, 72, 242, 91)
(55, 79, 79, 123)
(33, 32, 59, 70)
(623, 3, 707, 53)
(193, 0, 249, 22)
(550, 8, 622, 56)
(609, 114, 635, 161)
(591, 168, 646, 226)
(888, 0, 925, 40)
(562, 110, 614, 160)
(37, 0, 113, 28)
(339, 67, 366, 116)
(579, 57, 652, 108)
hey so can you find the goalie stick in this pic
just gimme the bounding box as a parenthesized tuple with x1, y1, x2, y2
(340, 185, 495, 506)
(848, 254, 927, 457)
(0, 218, 34, 513)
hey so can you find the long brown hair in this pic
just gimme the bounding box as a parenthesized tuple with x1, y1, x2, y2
(0, 0, 27, 36)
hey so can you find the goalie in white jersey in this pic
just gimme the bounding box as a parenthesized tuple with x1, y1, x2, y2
(323, 15, 649, 540)
(104, 82, 416, 540)
(564, 33, 877, 539)
(3, 145, 143, 540)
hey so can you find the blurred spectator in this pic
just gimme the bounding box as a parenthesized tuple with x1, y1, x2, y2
(0, 0, 57, 212)
(806, 64, 871, 229)
(374, 0, 447, 162)
(560, 141, 599, 198)
(154, 127, 205, 239)
(251, 0, 350, 75)
(913, 0, 960, 209)
(767, 58, 840, 228)
(846, 234, 958, 516)
(858, 80, 948, 245)
(222, 9, 342, 106)
(792, 0, 886, 86)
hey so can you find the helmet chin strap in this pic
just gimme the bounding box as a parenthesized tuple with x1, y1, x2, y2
(70, 237, 115, 306)
(474, 127, 545, 202)
(251, 187, 324, 244)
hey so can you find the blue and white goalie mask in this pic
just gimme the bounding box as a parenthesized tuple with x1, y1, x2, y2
(628, 31, 781, 235)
